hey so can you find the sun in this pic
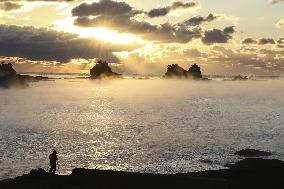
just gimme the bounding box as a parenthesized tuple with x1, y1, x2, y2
(53, 17, 144, 45)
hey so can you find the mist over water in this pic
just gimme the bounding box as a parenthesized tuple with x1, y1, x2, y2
(0, 79, 284, 179)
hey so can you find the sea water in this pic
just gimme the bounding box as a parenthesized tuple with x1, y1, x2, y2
(0, 78, 283, 179)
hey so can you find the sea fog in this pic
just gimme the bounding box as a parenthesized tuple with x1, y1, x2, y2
(0, 78, 284, 180)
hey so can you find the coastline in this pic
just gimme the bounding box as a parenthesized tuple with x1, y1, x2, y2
(1, 158, 283, 189)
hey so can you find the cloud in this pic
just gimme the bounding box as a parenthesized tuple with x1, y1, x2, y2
(269, 0, 284, 4)
(72, 1, 202, 44)
(72, 0, 236, 44)
(242, 37, 277, 45)
(147, 1, 197, 18)
(0, 24, 130, 63)
(0, 0, 73, 1)
(72, 0, 140, 17)
(0, 2, 22, 11)
(183, 13, 218, 26)
(258, 38, 275, 45)
(74, 16, 202, 43)
(223, 26, 235, 34)
(277, 37, 284, 48)
(121, 45, 284, 75)
(202, 26, 235, 44)
(242, 38, 257, 44)
(183, 48, 207, 58)
(276, 19, 284, 28)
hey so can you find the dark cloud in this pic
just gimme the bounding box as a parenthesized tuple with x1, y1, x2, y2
(72, 1, 202, 44)
(258, 38, 275, 45)
(0, 24, 130, 63)
(72, 1, 235, 44)
(242, 38, 257, 44)
(223, 26, 235, 34)
(269, 0, 284, 4)
(202, 27, 235, 44)
(277, 37, 284, 48)
(74, 16, 202, 43)
(72, 0, 140, 17)
(0, 0, 73, 1)
(0, 2, 22, 11)
(147, 1, 196, 18)
(183, 13, 218, 26)
(242, 37, 277, 45)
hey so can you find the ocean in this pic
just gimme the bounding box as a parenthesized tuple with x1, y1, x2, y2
(0, 77, 283, 179)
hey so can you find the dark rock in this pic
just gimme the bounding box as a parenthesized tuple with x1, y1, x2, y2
(90, 60, 122, 79)
(1, 158, 284, 189)
(165, 64, 187, 78)
(164, 63, 203, 80)
(187, 64, 202, 79)
(0, 62, 49, 88)
(232, 75, 249, 81)
(28, 168, 48, 177)
(0, 62, 16, 78)
(227, 158, 284, 170)
(235, 149, 272, 157)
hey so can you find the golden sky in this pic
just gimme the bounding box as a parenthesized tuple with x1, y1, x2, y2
(0, 0, 283, 75)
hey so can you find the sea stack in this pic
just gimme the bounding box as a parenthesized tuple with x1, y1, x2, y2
(0, 62, 16, 78)
(90, 60, 122, 79)
(164, 63, 203, 79)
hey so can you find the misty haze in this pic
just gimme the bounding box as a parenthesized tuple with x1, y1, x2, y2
(1, 0, 284, 188)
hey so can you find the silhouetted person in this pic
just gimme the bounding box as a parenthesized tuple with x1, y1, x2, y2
(49, 150, 58, 175)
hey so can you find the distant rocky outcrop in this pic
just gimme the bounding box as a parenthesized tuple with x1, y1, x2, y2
(0, 62, 16, 78)
(0, 62, 48, 88)
(235, 149, 272, 157)
(232, 75, 249, 81)
(90, 60, 122, 79)
(165, 64, 204, 79)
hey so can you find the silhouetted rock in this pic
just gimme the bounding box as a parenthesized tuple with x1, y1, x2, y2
(0, 62, 16, 78)
(1, 158, 284, 189)
(165, 63, 204, 80)
(232, 75, 248, 81)
(235, 149, 272, 157)
(29, 168, 49, 177)
(226, 158, 282, 170)
(0, 62, 49, 88)
(187, 64, 202, 79)
(90, 60, 122, 79)
(165, 64, 187, 78)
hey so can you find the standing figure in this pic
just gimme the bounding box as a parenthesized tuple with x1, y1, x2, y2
(49, 150, 58, 175)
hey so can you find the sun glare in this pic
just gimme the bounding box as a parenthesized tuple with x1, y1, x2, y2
(53, 18, 144, 45)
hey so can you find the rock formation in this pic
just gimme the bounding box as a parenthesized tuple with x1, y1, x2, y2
(0, 62, 48, 88)
(90, 60, 122, 79)
(165, 64, 186, 78)
(235, 149, 272, 157)
(232, 75, 249, 81)
(1, 158, 284, 189)
(165, 64, 203, 79)
(0, 62, 16, 78)
(187, 64, 202, 79)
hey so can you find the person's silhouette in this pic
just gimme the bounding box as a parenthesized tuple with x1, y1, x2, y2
(49, 150, 58, 175)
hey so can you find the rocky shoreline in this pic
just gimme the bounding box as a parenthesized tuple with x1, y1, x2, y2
(1, 158, 283, 189)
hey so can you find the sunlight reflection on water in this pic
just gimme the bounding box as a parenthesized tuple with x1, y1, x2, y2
(0, 79, 284, 179)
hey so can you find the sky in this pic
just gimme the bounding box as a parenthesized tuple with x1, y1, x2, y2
(0, 0, 283, 76)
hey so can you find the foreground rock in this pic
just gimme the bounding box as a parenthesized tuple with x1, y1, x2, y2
(0, 62, 48, 88)
(235, 149, 272, 157)
(1, 158, 283, 189)
(90, 60, 122, 79)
